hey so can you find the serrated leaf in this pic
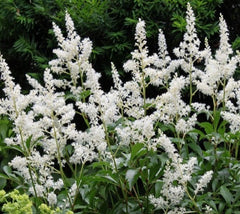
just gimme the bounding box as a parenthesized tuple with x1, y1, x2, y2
(220, 185, 233, 205)
(126, 169, 139, 190)
(189, 141, 203, 157)
(25, 135, 33, 150)
(191, 128, 206, 141)
(91, 161, 110, 169)
(0, 177, 6, 189)
(155, 181, 163, 197)
(6, 145, 23, 153)
(198, 122, 213, 134)
(3, 165, 12, 177)
(103, 175, 118, 184)
(131, 143, 146, 160)
(0, 173, 9, 179)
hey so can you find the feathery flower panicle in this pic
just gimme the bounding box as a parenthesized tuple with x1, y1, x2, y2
(65, 11, 76, 40)
(120, 80, 144, 119)
(167, 208, 187, 214)
(216, 14, 233, 64)
(174, 3, 200, 61)
(9, 156, 30, 180)
(149, 133, 200, 211)
(149, 195, 167, 210)
(47, 192, 57, 206)
(221, 84, 240, 133)
(135, 19, 147, 47)
(111, 62, 122, 90)
(158, 29, 169, 62)
(197, 15, 238, 100)
(50, 12, 101, 97)
(175, 114, 197, 135)
(153, 76, 190, 124)
(149, 29, 182, 87)
(218, 78, 238, 104)
(194, 170, 213, 195)
(123, 19, 153, 84)
(52, 22, 64, 45)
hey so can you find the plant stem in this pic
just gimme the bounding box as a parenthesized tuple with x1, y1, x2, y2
(102, 121, 129, 213)
(51, 113, 73, 208)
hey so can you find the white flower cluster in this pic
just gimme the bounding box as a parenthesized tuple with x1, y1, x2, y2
(149, 133, 212, 212)
(0, 2, 237, 212)
(196, 15, 239, 99)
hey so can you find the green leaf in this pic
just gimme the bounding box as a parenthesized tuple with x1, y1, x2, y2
(0, 117, 11, 140)
(0, 173, 8, 179)
(126, 169, 139, 190)
(3, 165, 12, 177)
(208, 200, 217, 211)
(220, 185, 233, 205)
(213, 110, 221, 130)
(0, 177, 6, 189)
(211, 178, 218, 192)
(198, 122, 213, 134)
(131, 143, 147, 160)
(91, 161, 110, 169)
(90, 173, 118, 185)
(102, 175, 118, 184)
(188, 141, 203, 157)
(226, 208, 233, 214)
(218, 201, 226, 213)
(79, 90, 91, 100)
(25, 135, 33, 151)
(217, 120, 227, 135)
(155, 181, 163, 197)
(232, 36, 240, 50)
(6, 145, 23, 153)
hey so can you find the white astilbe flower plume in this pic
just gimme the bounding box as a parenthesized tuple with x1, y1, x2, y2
(194, 170, 213, 195)
(150, 29, 182, 86)
(50, 12, 101, 96)
(221, 82, 240, 133)
(149, 134, 199, 211)
(216, 14, 233, 64)
(123, 19, 153, 84)
(153, 76, 191, 124)
(197, 15, 238, 99)
(52, 22, 64, 45)
(174, 3, 200, 61)
(111, 62, 122, 90)
(175, 113, 197, 135)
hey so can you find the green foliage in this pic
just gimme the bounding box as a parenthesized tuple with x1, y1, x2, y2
(0, 116, 16, 191)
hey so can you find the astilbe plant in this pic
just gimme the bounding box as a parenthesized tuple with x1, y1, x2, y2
(0, 3, 240, 214)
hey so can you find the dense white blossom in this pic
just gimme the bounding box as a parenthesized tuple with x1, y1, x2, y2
(197, 15, 238, 100)
(0, 5, 237, 212)
(175, 114, 197, 135)
(194, 170, 213, 195)
(47, 192, 57, 206)
(174, 3, 200, 62)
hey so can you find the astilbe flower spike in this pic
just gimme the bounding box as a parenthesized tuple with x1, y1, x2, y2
(0, 3, 225, 212)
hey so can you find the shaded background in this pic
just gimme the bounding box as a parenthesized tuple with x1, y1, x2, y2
(0, 0, 239, 90)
